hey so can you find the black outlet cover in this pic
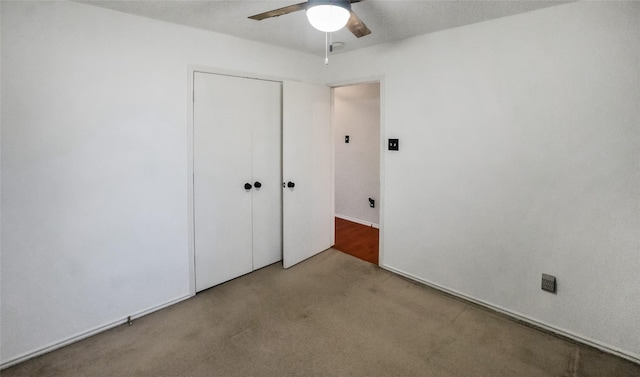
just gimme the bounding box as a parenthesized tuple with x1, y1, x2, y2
(388, 139, 399, 151)
(345, 135, 349, 143)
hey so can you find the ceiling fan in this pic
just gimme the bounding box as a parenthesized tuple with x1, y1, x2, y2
(248, 0, 371, 38)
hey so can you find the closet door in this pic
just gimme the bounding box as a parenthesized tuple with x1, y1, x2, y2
(282, 81, 332, 268)
(194, 73, 280, 291)
(251, 82, 282, 270)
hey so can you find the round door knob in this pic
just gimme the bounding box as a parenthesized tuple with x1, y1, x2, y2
(287, 181, 295, 188)
(254, 181, 262, 189)
(244, 183, 252, 190)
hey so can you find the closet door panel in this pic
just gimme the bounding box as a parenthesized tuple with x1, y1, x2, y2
(282, 81, 332, 268)
(252, 81, 283, 270)
(194, 73, 254, 291)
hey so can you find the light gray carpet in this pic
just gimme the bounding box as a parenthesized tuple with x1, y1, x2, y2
(3, 249, 639, 376)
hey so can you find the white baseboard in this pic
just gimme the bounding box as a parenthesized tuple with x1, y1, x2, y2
(335, 213, 379, 229)
(381, 264, 640, 365)
(0, 294, 192, 370)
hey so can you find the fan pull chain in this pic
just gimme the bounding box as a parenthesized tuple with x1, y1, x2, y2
(325, 32, 329, 65)
(324, 33, 334, 65)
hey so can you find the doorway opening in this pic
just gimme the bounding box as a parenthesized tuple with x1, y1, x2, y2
(332, 82, 381, 265)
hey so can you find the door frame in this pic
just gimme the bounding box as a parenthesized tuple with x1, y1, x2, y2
(327, 75, 386, 266)
(187, 66, 292, 296)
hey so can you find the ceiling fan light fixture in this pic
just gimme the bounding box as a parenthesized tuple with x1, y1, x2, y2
(306, 0, 351, 33)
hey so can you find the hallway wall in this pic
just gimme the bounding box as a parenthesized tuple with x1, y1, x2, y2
(334, 83, 380, 226)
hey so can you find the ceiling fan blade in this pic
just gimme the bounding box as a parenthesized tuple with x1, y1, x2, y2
(248, 2, 307, 21)
(346, 11, 371, 38)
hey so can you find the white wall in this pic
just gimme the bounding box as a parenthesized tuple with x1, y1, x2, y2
(334, 83, 380, 226)
(0, 0, 322, 366)
(328, 2, 640, 361)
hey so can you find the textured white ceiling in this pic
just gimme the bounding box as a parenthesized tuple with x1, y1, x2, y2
(76, 0, 571, 56)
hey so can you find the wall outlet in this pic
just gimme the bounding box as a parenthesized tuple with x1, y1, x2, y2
(541, 274, 556, 293)
(388, 139, 399, 151)
(369, 198, 375, 208)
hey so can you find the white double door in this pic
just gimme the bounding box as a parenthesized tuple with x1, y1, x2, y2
(194, 73, 332, 292)
(194, 73, 282, 291)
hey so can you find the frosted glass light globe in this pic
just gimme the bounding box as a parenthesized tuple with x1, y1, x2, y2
(306, 4, 351, 32)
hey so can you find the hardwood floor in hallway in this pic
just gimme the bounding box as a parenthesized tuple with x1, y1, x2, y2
(334, 217, 379, 265)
